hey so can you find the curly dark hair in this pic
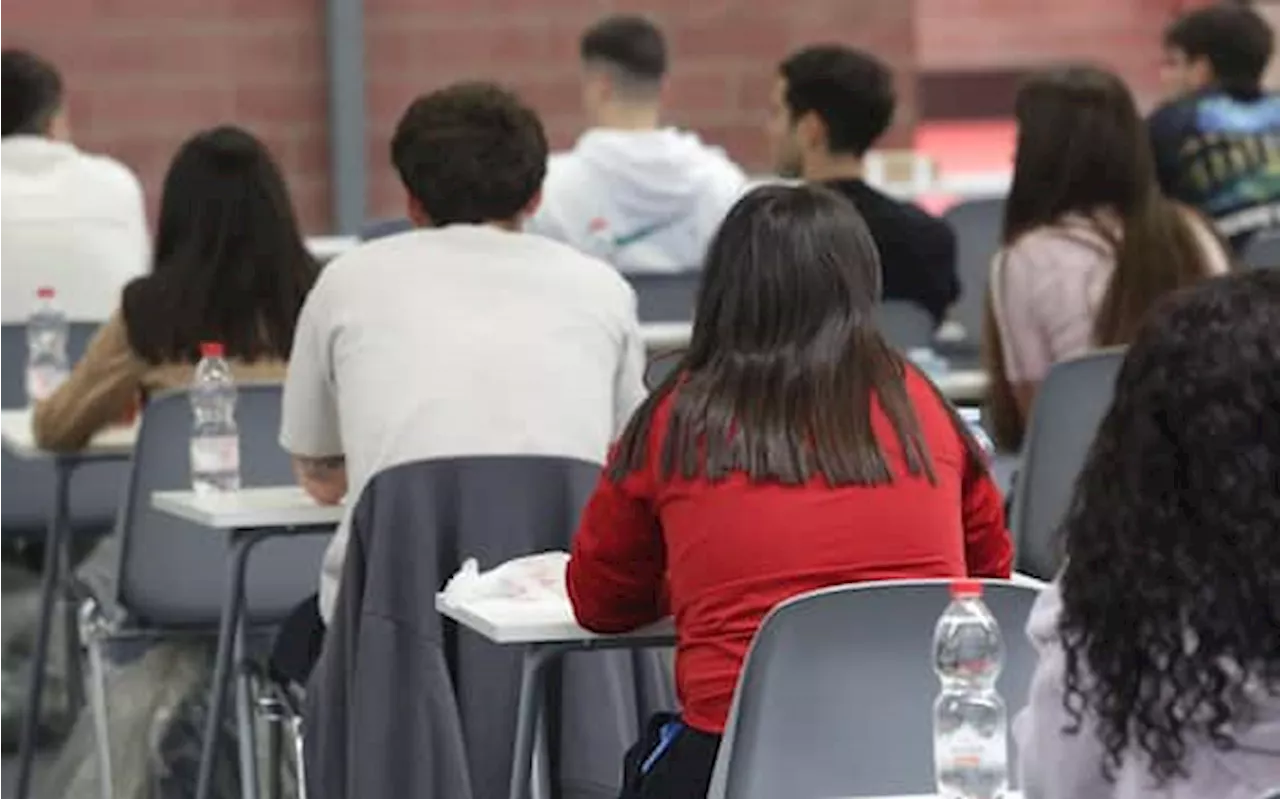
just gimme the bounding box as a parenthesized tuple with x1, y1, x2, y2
(390, 81, 547, 227)
(1058, 269, 1280, 785)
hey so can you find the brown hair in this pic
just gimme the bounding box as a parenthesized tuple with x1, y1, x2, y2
(983, 65, 1223, 451)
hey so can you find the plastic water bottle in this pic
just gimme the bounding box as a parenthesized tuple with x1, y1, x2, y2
(190, 341, 241, 494)
(25, 287, 70, 403)
(958, 407, 996, 458)
(933, 580, 1008, 799)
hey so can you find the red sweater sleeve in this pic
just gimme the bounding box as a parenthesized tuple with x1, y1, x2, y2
(567, 459, 667, 634)
(962, 457, 1013, 578)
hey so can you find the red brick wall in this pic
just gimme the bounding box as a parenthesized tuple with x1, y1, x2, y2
(4, 0, 330, 231)
(916, 0, 1215, 109)
(4, 0, 1226, 232)
(362, 0, 919, 218)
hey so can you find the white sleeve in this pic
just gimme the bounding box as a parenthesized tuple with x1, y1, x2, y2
(280, 282, 343, 457)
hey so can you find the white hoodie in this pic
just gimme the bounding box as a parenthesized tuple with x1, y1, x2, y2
(1, 136, 149, 322)
(527, 128, 747, 273)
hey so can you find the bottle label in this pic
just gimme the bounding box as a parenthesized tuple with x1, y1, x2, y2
(190, 435, 241, 475)
(26, 366, 68, 403)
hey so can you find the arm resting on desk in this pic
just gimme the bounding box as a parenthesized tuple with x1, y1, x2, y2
(567, 465, 667, 634)
(293, 455, 347, 506)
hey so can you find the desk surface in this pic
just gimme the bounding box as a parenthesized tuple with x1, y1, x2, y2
(151, 486, 344, 530)
(437, 594, 675, 645)
(841, 794, 1021, 799)
(0, 408, 137, 460)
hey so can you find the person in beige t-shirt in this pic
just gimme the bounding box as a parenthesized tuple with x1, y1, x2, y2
(984, 66, 1230, 452)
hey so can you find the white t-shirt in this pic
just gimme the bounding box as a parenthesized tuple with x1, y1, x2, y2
(280, 224, 648, 621)
(1, 136, 149, 322)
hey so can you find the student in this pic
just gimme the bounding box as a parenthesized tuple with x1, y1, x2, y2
(566, 184, 1012, 799)
(983, 65, 1230, 452)
(33, 125, 318, 450)
(1015, 270, 1280, 799)
(1, 49, 149, 323)
(279, 82, 647, 639)
(1149, 4, 1280, 252)
(765, 45, 957, 325)
(526, 15, 747, 272)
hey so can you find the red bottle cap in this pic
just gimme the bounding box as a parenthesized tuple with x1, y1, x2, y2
(36, 287, 55, 299)
(950, 579, 984, 598)
(200, 341, 225, 358)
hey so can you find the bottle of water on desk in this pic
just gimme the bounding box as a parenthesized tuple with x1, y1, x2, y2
(190, 341, 240, 494)
(26, 287, 69, 403)
(934, 579, 1008, 799)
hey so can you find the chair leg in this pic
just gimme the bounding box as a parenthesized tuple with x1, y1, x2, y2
(290, 716, 307, 799)
(233, 618, 259, 799)
(81, 603, 113, 799)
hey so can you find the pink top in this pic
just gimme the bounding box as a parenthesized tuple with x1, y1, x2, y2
(991, 213, 1229, 384)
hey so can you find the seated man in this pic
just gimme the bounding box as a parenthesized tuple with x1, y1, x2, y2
(1, 49, 148, 322)
(278, 82, 647, 647)
(527, 15, 747, 272)
(766, 45, 958, 325)
(1149, 4, 1280, 253)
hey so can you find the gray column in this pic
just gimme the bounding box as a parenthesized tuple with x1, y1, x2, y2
(325, 0, 366, 234)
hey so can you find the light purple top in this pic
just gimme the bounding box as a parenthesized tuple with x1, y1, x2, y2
(1015, 583, 1280, 798)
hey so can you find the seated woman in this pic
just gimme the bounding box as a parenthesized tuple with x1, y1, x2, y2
(1015, 269, 1280, 798)
(33, 125, 318, 449)
(567, 184, 1013, 799)
(983, 65, 1230, 451)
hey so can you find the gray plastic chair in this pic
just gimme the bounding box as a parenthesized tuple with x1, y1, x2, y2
(359, 217, 413, 242)
(942, 197, 1005, 351)
(708, 579, 1041, 799)
(1, 322, 128, 539)
(625, 271, 702, 322)
(1241, 229, 1280, 270)
(1009, 349, 1125, 580)
(82, 385, 333, 797)
(873, 300, 937, 352)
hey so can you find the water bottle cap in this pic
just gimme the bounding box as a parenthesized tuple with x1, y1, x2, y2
(36, 287, 55, 299)
(950, 579, 984, 598)
(200, 341, 225, 358)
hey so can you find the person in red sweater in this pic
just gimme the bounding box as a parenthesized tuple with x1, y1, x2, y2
(567, 183, 1012, 799)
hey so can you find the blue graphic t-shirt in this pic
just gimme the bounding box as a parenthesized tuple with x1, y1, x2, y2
(1148, 89, 1280, 252)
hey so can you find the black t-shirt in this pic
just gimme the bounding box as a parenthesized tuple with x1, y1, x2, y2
(1148, 88, 1280, 252)
(824, 179, 959, 324)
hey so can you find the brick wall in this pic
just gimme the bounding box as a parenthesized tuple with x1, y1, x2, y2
(4, 0, 1231, 233)
(916, 0, 1215, 109)
(4, 0, 329, 231)
(362, 0, 918, 218)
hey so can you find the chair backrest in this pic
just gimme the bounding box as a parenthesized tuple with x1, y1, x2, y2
(2, 322, 125, 538)
(708, 579, 1041, 799)
(873, 300, 936, 352)
(359, 217, 414, 241)
(626, 271, 702, 322)
(115, 385, 331, 626)
(943, 197, 1005, 349)
(1009, 349, 1125, 580)
(1241, 229, 1280, 270)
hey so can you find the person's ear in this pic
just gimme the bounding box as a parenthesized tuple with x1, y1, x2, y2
(796, 111, 826, 153)
(406, 194, 431, 228)
(520, 188, 543, 220)
(1189, 56, 1215, 92)
(48, 106, 71, 142)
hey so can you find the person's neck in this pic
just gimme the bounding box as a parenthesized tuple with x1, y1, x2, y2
(592, 102, 661, 131)
(803, 153, 865, 184)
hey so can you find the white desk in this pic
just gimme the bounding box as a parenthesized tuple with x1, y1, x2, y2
(641, 321, 692, 353)
(152, 487, 341, 799)
(1, 408, 138, 799)
(438, 594, 675, 799)
(305, 234, 358, 263)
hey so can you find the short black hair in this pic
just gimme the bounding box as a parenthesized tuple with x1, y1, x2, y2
(779, 45, 895, 157)
(1164, 4, 1274, 97)
(391, 82, 548, 227)
(2, 49, 63, 137)
(580, 15, 667, 86)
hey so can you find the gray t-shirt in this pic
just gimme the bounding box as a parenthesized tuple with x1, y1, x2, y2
(280, 224, 647, 621)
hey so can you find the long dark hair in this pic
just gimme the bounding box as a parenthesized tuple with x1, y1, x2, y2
(612, 184, 980, 486)
(122, 126, 319, 364)
(983, 65, 1218, 450)
(1058, 270, 1280, 784)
